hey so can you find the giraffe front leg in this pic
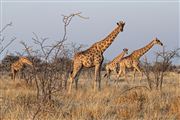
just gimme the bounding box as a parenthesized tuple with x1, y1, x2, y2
(94, 64, 101, 92)
(68, 64, 82, 94)
(117, 66, 124, 79)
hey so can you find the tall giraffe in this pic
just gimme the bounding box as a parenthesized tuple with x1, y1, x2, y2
(117, 38, 163, 81)
(11, 57, 33, 80)
(68, 20, 125, 93)
(104, 48, 128, 80)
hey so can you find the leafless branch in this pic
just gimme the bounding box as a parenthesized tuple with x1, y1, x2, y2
(0, 22, 16, 55)
(0, 37, 16, 54)
(0, 22, 12, 34)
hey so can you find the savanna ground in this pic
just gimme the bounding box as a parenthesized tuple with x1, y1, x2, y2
(0, 71, 179, 120)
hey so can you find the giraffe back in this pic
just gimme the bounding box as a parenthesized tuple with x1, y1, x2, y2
(11, 57, 32, 71)
(119, 55, 135, 68)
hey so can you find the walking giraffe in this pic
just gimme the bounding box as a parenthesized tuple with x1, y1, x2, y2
(117, 38, 163, 81)
(11, 57, 33, 80)
(68, 20, 125, 93)
(104, 48, 128, 81)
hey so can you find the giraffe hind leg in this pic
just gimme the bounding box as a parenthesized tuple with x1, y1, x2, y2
(134, 65, 142, 81)
(133, 68, 136, 81)
(105, 68, 111, 85)
(74, 69, 82, 90)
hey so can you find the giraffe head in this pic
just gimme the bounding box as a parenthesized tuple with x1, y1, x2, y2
(20, 57, 33, 66)
(153, 37, 163, 46)
(123, 48, 128, 54)
(117, 20, 125, 32)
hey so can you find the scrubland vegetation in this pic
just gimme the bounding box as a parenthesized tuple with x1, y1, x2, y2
(0, 12, 179, 120)
(0, 71, 179, 120)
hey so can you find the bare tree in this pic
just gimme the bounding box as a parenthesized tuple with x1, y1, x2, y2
(154, 47, 180, 90)
(21, 12, 88, 99)
(20, 12, 89, 120)
(142, 47, 180, 90)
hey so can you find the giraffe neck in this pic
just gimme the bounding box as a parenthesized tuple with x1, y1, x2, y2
(131, 40, 155, 59)
(111, 51, 126, 63)
(95, 26, 121, 53)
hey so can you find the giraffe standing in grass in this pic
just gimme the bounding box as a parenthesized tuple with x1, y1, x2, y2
(11, 57, 33, 80)
(104, 48, 128, 80)
(117, 38, 163, 81)
(68, 20, 125, 93)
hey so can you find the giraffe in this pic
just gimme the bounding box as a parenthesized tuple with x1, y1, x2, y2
(11, 57, 33, 80)
(104, 48, 128, 81)
(68, 20, 125, 93)
(117, 38, 163, 81)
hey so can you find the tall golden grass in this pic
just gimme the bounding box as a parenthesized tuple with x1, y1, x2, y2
(0, 72, 179, 120)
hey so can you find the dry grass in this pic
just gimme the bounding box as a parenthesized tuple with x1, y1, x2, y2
(0, 72, 179, 120)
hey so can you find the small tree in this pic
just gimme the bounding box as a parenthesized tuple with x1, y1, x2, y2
(142, 47, 180, 90)
(154, 47, 180, 90)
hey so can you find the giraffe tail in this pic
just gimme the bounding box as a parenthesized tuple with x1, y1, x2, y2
(70, 60, 74, 75)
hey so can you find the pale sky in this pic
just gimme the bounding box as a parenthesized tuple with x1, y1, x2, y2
(0, 0, 179, 64)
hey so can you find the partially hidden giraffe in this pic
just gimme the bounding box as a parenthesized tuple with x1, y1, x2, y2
(68, 20, 125, 93)
(117, 38, 163, 81)
(104, 48, 128, 80)
(11, 57, 33, 80)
